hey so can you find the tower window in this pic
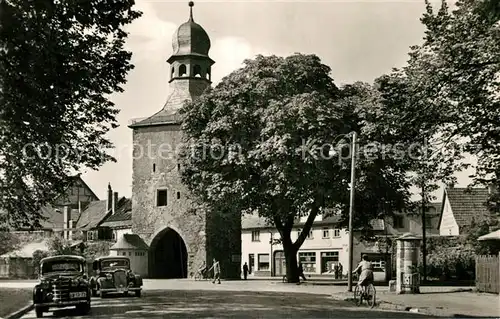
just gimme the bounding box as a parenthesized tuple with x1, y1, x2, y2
(177, 163, 181, 170)
(157, 190, 167, 206)
(193, 65, 202, 77)
(206, 67, 211, 80)
(179, 64, 187, 77)
(153, 163, 156, 172)
(177, 192, 180, 199)
(171, 67, 174, 78)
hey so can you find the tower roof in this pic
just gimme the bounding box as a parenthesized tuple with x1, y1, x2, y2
(170, 1, 211, 59)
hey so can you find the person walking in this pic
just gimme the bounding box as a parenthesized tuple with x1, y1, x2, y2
(334, 263, 339, 279)
(208, 258, 221, 284)
(338, 262, 343, 279)
(242, 262, 249, 280)
(298, 262, 307, 281)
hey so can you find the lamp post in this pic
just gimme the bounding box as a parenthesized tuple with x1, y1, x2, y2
(269, 231, 274, 277)
(329, 131, 357, 292)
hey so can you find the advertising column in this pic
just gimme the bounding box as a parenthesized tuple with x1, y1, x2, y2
(395, 233, 421, 294)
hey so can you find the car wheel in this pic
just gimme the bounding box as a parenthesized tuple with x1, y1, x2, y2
(35, 307, 43, 318)
(135, 290, 141, 297)
(123, 291, 129, 297)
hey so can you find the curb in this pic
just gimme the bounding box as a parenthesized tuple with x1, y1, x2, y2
(330, 293, 464, 318)
(4, 304, 34, 319)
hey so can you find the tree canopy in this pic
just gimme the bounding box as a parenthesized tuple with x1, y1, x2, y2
(178, 54, 418, 281)
(0, 0, 141, 228)
(384, 0, 500, 189)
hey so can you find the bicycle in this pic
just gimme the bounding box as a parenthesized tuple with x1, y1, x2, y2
(194, 269, 210, 281)
(353, 282, 376, 308)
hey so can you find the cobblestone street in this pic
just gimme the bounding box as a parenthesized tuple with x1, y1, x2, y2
(20, 290, 435, 318)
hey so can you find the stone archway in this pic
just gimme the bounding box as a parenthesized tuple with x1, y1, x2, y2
(149, 227, 188, 279)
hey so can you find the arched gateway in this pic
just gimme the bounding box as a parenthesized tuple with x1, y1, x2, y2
(149, 227, 188, 278)
(128, 2, 241, 279)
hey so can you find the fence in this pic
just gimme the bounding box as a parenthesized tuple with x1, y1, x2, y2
(475, 254, 499, 294)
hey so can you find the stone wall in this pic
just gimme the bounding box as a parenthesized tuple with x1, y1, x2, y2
(206, 207, 242, 279)
(132, 124, 241, 279)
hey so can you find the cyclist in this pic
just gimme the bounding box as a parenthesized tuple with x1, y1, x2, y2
(352, 254, 374, 295)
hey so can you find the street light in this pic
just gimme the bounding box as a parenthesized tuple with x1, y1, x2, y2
(328, 131, 357, 292)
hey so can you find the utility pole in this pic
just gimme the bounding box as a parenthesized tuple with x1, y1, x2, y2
(421, 183, 427, 283)
(347, 131, 357, 292)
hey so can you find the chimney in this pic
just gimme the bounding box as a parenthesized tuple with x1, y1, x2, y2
(63, 205, 70, 239)
(112, 192, 118, 214)
(488, 183, 497, 195)
(106, 183, 113, 212)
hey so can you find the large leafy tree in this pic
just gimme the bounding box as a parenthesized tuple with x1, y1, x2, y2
(0, 0, 141, 228)
(392, 0, 500, 186)
(179, 54, 414, 282)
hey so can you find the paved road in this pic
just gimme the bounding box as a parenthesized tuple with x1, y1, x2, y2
(21, 290, 435, 318)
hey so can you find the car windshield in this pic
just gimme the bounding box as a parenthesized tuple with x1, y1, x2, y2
(42, 260, 83, 274)
(101, 259, 130, 270)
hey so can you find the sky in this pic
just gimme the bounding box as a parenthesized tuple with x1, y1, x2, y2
(80, 0, 475, 201)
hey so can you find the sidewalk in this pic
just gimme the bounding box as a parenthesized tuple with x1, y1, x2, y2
(331, 287, 499, 318)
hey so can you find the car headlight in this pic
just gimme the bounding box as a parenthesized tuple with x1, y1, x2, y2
(40, 282, 50, 290)
(72, 279, 80, 286)
(106, 273, 112, 280)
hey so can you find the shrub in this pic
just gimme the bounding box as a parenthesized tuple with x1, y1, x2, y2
(32, 249, 50, 277)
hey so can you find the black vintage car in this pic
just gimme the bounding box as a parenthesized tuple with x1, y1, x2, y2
(89, 256, 142, 298)
(33, 255, 91, 318)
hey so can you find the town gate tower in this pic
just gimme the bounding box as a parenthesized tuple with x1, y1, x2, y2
(128, 2, 242, 279)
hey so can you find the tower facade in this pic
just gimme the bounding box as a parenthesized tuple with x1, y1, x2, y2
(129, 2, 241, 279)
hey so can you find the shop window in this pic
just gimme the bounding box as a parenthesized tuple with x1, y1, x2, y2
(298, 252, 316, 273)
(251, 230, 260, 242)
(258, 254, 269, 271)
(320, 251, 339, 274)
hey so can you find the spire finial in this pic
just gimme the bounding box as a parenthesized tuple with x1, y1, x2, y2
(189, 1, 194, 20)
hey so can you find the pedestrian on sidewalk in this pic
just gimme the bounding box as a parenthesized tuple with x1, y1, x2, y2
(298, 262, 307, 281)
(334, 263, 339, 279)
(208, 258, 221, 284)
(338, 263, 343, 279)
(243, 262, 248, 280)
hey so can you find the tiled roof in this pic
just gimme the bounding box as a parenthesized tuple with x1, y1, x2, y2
(111, 234, 148, 250)
(75, 200, 110, 230)
(101, 198, 132, 228)
(128, 110, 182, 128)
(442, 187, 491, 229)
(39, 206, 80, 229)
(242, 213, 342, 230)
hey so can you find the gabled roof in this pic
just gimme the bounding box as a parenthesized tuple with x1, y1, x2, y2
(438, 187, 491, 230)
(39, 205, 81, 229)
(110, 234, 148, 250)
(242, 213, 342, 230)
(100, 198, 132, 228)
(75, 200, 110, 230)
(53, 175, 99, 204)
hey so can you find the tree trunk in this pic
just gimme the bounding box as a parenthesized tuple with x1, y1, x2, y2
(283, 241, 299, 283)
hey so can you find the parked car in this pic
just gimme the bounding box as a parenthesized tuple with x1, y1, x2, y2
(89, 256, 142, 298)
(33, 255, 91, 318)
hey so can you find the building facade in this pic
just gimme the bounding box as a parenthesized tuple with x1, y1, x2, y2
(128, 3, 241, 279)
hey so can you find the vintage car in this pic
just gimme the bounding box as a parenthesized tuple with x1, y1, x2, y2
(89, 256, 142, 297)
(33, 255, 91, 318)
